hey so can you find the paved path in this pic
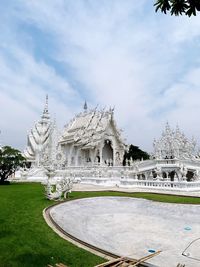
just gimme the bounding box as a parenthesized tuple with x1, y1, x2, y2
(74, 183, 200, 197)
(50, 197, 200, 267)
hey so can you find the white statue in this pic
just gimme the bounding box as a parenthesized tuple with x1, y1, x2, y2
(45, 180, 63, 201)
(44, 173, 74, 201)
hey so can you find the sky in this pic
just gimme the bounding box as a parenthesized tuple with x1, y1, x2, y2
(1, 0, 200, 153)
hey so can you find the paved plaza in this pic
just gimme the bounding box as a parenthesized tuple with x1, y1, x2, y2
(50, 197, 200, 267)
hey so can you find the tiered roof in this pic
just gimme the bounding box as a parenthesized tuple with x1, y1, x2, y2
(59, 107, 125, 149)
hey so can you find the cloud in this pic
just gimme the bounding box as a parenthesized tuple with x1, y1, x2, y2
(0, 30, 81, 148)
(1, 0, 200, 152)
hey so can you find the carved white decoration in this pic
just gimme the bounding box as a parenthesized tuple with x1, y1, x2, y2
(24, 95, 59, 168)
(153, 123, 196, 160)
(44, 170, 74, 201)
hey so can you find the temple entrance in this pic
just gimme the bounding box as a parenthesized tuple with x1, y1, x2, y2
(102, 140, 113, 165)
(95, 150, 100, 163)
(162, 172, 167, 179)
(186, 171, 194, 181)
(84, 150, 91, 163)
(169, 171, 176, 181)
(96, 156, 100, 163)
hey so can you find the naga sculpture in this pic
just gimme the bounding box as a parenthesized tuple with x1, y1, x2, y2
(44, 166, 74, 200)
(44, 175, 74, 201)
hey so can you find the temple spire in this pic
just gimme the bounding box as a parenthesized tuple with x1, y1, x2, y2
(176, 124, 180, 134)
(44, 94, 48, 114)
(83, 100, 88, 112)
(42, 94, 50, 120)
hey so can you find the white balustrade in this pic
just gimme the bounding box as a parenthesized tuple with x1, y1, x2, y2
(52, 161, 200, 191)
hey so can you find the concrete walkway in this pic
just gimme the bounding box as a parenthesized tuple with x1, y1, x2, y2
(50, 197, 200, 267)
(74, 183, 200, 197)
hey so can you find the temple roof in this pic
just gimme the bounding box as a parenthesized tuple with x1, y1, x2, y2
(59, 108, 125, 149)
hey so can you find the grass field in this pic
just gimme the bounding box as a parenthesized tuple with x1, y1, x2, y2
(0, 183, 200, 267)
(0, 183, 104, 267)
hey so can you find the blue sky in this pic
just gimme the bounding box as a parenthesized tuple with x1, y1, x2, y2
(1, 0, 200, 152)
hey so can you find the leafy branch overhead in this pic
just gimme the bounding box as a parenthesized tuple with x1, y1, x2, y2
(154, 0, 200, 17)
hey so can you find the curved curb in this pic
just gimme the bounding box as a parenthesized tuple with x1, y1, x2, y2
(43, 201, 117, 261)
(43, 198, 153, 266)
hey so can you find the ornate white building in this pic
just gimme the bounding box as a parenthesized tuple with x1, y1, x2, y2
(22, 98, 200, 191)
(24, 97, 126, 169)
(58, 104, 125, 167)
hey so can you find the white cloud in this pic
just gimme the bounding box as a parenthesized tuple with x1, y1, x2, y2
(1, 0, 200, 152)
(0, 40, 81, 149)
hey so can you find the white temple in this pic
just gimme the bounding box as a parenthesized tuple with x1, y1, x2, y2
(59, 104, 125, 167)
(24, 96, 125, 170)
(22, 97, 200, 191)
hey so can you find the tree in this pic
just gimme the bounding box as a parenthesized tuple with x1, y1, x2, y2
(123, 144, 149, 165)
(0, 146, 26, 184)
(154, 0, 200, 17)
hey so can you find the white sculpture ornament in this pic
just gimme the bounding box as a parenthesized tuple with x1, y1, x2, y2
(180, 165, 187, 181)
(45, 180, 62, 201)
(60, 175, 74, 199)
(153, 123, 197, 160)
(44, 174, 74, 201)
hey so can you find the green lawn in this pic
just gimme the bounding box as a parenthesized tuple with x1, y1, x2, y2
(0, 183, 200, 267)
(0, 183, 104, 267)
